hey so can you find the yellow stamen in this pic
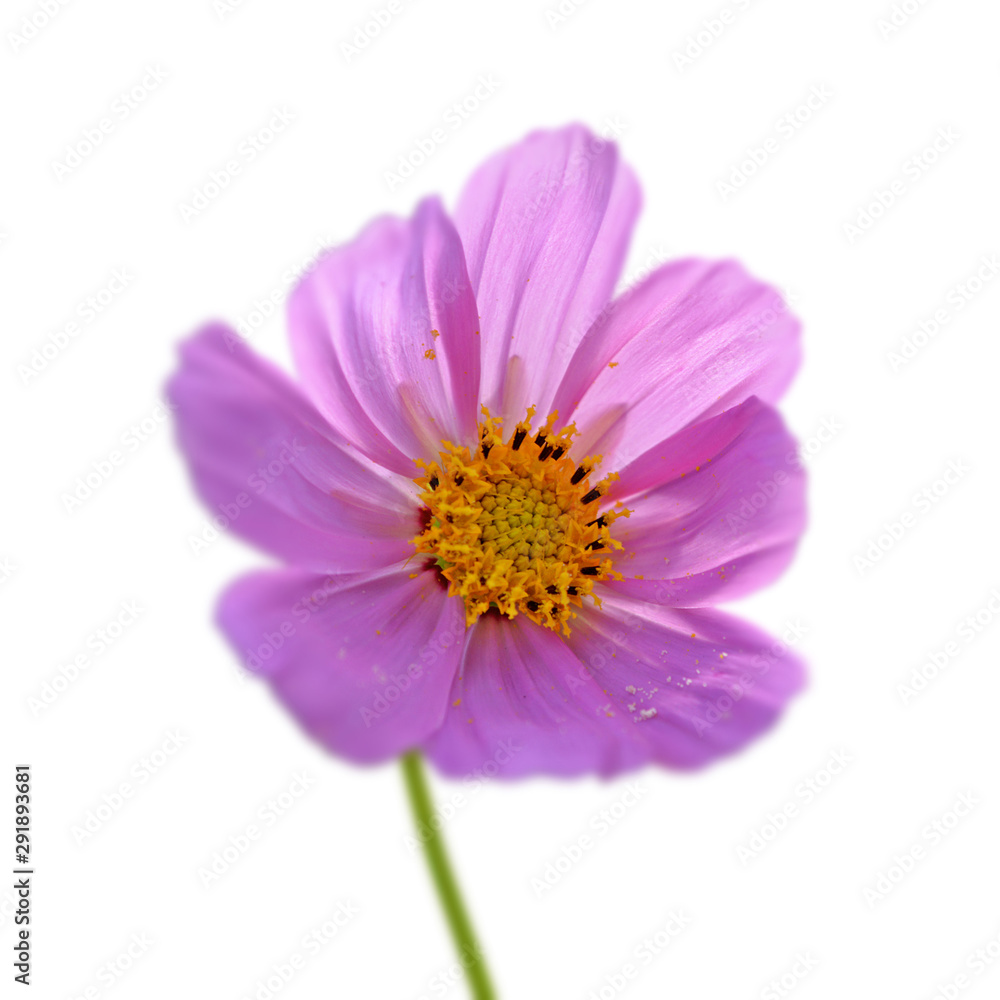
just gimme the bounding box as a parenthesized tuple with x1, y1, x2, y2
(411, 407, 628, 635)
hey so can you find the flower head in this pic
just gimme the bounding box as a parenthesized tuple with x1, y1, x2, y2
(412, 405, 629, 634)
(169, 124, 806, 778)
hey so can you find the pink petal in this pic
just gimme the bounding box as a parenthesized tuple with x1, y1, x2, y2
(607, 397, 806, 603)
(424, 612, 651, 778)
(217, 567, 466, 763)
(565, 596, 806, 769)
(608, 547, 800, 609)
(168, 323, 417, 572)
(454, 123, 641, 426)
(552, 258, 800, 466)
(288, 197, 481, 476)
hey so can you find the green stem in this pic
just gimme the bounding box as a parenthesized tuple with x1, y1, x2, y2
(401, 751, 497, 1000)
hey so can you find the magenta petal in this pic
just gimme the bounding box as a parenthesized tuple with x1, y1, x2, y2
(288, 197, 481, 476)
(217, 567, 466, 763)
(424, 612, 651, 778)
(608, 397, 806, 602)
(552, 258, 800, 465)
(565, 597, 806, 769)
(454, 124, 641, 425)
(168, 323, 418, 572)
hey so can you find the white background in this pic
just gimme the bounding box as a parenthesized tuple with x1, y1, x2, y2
(4, 0, 1000, 997)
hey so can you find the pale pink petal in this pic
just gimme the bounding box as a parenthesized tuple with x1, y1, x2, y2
(217, 566, 466, 762)
(607, 546, 800, 608)
(424, 612, 650, 778)
(425, 595, 804, 776)
(288, 197, 481, 476)
(168, 324, 418, 572)
(565, 596, 806, 769)
(605, 397, 806, 602)
(454, 124, 641, 425)
(552, 258, 800, 466)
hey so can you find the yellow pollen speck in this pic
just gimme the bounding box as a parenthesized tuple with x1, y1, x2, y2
(608, 362, 618, 368)
(411, 406, 628, 635)
(424, 349, 436, 360)
(431, 329, 440, 338)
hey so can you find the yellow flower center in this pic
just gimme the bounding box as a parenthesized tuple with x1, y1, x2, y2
(411, 407, 628, 634)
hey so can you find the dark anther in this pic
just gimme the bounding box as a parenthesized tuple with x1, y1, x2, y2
(581, 487, 601, 504)
(526, 600, 540, 611)
(535, 433, 547, 446)
(454, 475, 464, 485)
(482, 445, 492, 458)
(586, 541, 604, 551)
(512, 428, 527, 450)
(539, 444, 553, 461)
(551, 446, 565, 460)
(545, 585, 559, 594)
(571, 466, 587, 485)
(429, 476, 439, 489)
(567, 586, 579, 595)
(581, 566, 599, 576)
(587, 515, 607, 528)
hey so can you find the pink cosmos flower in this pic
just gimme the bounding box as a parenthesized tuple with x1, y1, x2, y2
(169, 124, 806, 779)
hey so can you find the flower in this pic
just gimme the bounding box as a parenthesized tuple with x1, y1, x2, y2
(169, 124, 806, 778)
